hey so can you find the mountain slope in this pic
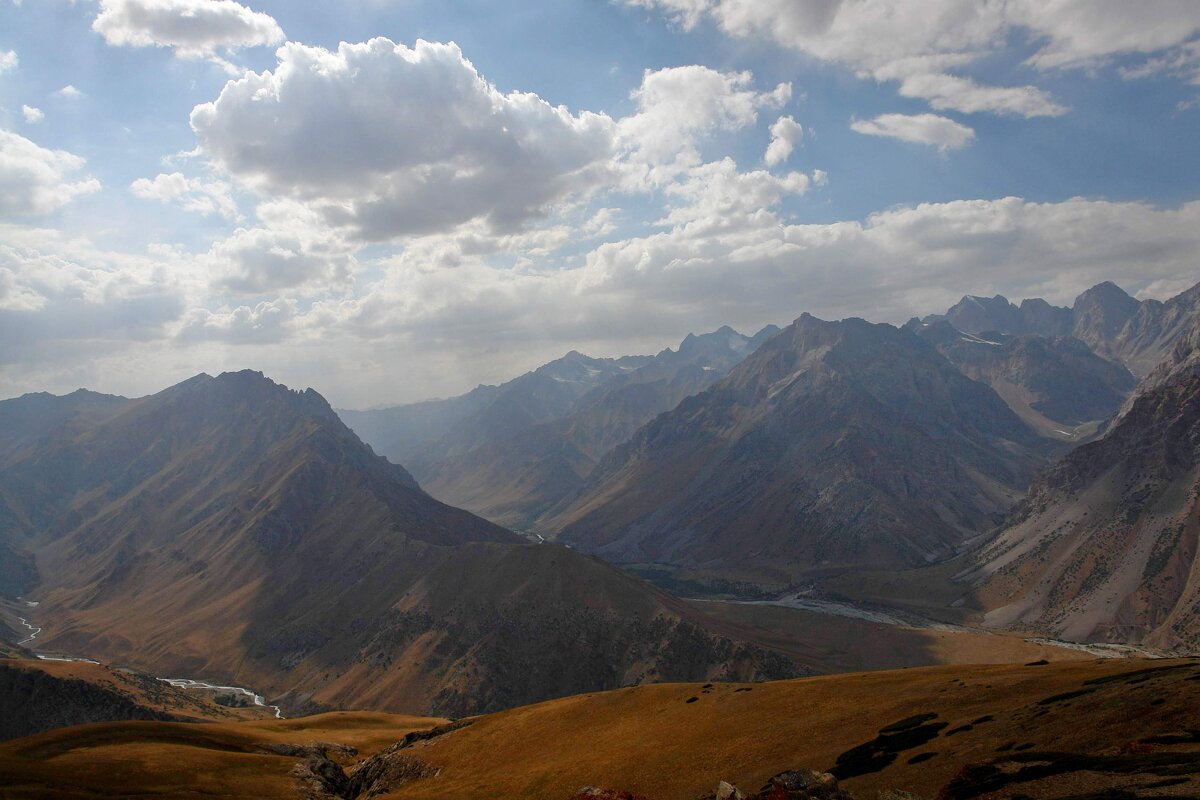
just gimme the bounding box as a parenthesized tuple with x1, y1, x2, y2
(924, 280, 1200, 378)
(0, 372, 800, 715)
(4, 659, 1199, 800)
(414, 325, 781, 527)
(910, 322, 1137, 437)
(966, 318, 1200, 650)
(543, 315, 1048, 583)
(0, 657, 273, 742)
(339, 350, 652, 473)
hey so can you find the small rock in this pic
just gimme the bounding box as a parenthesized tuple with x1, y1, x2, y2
(757, 768, 852, 799)
(571, 788, 651, 800)
(716, 780, 747, 800)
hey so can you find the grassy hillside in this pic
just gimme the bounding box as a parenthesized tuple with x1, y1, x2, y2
(3, 659, 1199, 799)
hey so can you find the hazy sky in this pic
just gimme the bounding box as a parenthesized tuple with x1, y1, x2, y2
(2, 0, 1200, 407)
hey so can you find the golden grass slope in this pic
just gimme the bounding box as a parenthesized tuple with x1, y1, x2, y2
(3, 659, 1200, 799)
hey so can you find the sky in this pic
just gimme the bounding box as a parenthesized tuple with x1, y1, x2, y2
(2, 0, 1200, 408)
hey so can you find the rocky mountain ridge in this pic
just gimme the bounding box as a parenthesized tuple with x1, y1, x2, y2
(541, 314, 1049, 583)
(343, 326, 780, 528)
(0, 371, 801, 716)
(923, 280, 1200, 378)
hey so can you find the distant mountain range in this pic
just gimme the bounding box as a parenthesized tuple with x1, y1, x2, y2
(340, 280, 1200, 601)
(341, 325, 779, 528)
(922, 280, 1200, 378)
(0, 371, 799, 716)
(5, 276, 1200, 712)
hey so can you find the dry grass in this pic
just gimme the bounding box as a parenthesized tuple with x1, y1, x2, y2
(4, 659, 1200, 800)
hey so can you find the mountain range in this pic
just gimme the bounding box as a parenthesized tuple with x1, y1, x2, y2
(923, 280, 1200, 378)
(0, 371, 799, 716)
(342, 325, 779, 528)
(5, 277, 1200, 730)
(540, 314, 1050, 583)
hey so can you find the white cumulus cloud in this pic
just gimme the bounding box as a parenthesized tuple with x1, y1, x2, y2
(0, 130, 101, 216)
(618, 65, 790, 184)
(191, 38, 616, 241)
(21, 105, 43, 124)
(0, 50, 16, 74)
(92, 0, 284, 59)
(178, 298, 297, 344)
(204, 201, 356, 294)
(627, 0, 1200, 117)
(130, 171, 237, 218)
(764, 115, 803, 166)
(851, 113, 975, 151)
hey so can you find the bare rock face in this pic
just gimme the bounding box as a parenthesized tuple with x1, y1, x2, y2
(545, 314, 1046, 581)
(910, 322, 1136, 432)
(968, 316, 1200, 650)
(1070, 281, 1142, 358)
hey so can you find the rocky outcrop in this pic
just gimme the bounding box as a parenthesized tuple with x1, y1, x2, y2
(289, 729, 451, 799)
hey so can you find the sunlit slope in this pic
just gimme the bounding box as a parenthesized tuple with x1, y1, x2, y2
(3, 659, 1199, 799)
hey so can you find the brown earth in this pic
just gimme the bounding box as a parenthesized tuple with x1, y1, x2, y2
(0, 657, 274, 742)
(2, 659, 1199, 799)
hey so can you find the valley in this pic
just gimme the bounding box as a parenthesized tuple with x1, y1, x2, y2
(6, 3, 1200, 795)
(3, 279, 1200, 799)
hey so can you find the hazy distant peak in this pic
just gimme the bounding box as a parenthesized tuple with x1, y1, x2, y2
(677, 325, 750, 356)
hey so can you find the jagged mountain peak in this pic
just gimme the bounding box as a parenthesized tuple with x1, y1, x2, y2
(1073, 280, 1136, 306)
(545, 309, 1045, 578)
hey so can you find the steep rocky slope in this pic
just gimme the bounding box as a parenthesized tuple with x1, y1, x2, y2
(413, 326, 780, 527)
(543, 315, 1048, 583)
(965, 318, 1200, 650)
(0, 372, 799, 716)
(910, 322, 1136, 436)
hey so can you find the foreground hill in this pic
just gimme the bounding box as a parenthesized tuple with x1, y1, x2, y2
(0, 372, 799, 716)
(3, 659, 1199, 799)
(925, 280, 1200, 378)
(544, 314, 1048, 584)
(0, 657, 273, 742)
(966, 317, 1200, 651)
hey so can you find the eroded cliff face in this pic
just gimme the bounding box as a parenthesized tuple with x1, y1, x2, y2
(968, 318, 1200, 650)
